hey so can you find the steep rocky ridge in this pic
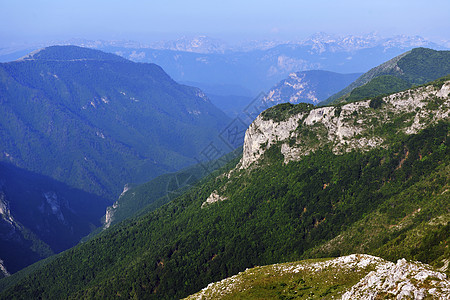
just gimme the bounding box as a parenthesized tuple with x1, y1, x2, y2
(240, 80, 450, 169)
(0, 260, 9, 279)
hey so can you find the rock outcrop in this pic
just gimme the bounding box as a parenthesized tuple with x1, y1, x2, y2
(201, 191, 228, 208)
(342, 258, 450, 300)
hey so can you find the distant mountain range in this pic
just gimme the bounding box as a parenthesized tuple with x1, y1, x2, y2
(57, 32, 447, 54)
(214, 70, 362, 119)
(180, 70, 362, 119)
(95, 34, 446, 94)
(1, 33, 447, 95)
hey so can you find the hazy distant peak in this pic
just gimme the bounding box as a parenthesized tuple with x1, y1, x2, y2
(148, 35, 228, 54)
(298, 32, 444, 54)
(17, 45, 128, 62)
(382, 34, 434, 49)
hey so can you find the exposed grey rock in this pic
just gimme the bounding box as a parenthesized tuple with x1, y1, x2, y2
(342, 258, 450, 300)
(202, 191, 228, 208)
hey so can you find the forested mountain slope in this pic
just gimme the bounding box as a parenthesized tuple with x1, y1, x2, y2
(0, 163, 108, 275)
(0, 79, 448, 299)
(101, 147, 242, 230)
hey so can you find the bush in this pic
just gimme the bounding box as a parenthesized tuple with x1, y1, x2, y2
(369, 96, 384, 109)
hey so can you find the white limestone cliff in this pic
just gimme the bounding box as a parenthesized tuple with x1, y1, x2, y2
(240, 81, 450, 168)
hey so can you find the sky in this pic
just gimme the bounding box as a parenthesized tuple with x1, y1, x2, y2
(1, 0, 449, 46)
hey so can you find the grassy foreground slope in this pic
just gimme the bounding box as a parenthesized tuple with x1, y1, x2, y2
(185, 254, 450, 299)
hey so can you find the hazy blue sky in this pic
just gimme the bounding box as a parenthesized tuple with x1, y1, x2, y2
(1, 0, 449, 45)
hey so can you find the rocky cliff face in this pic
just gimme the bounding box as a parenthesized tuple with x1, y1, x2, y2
(0, 191, 16, 228)
(0, 259, 10, 278)
(240, 112, 307, 169)
(240, 81, 450, 169)
(0, 187, 23, 245)
(103, 202, 118, 230)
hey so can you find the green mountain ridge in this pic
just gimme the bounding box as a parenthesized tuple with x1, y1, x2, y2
(0, 45, 232, 277)
(18, 46, 128, 62)
(0, 45, 230, 200)
(321, 47, 450, 105)
(345, 75, 411, 102)
(1, 77, 448, 299)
